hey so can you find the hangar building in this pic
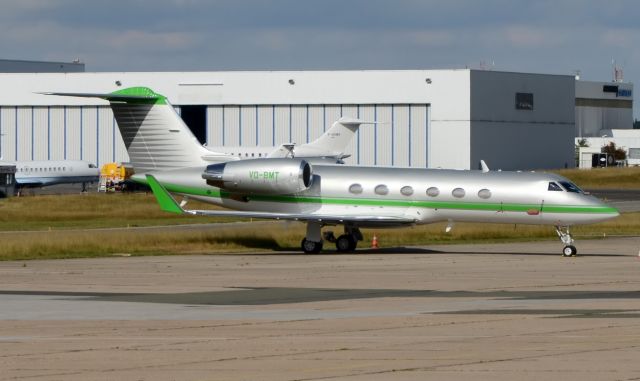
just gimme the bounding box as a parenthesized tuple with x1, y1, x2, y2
(575, 79, 634, 137)
(0, 69, 605, 170)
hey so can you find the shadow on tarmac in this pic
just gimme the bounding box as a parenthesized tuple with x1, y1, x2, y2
(2, 288, 640, 306)
(287, 246, 629, 257)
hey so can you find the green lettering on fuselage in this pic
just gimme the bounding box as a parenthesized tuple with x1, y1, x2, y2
(249, 170, 279, 182)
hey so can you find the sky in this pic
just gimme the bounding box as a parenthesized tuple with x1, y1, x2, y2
(1, 0, 638, 119)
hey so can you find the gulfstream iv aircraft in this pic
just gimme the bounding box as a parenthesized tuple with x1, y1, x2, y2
(47, 87, 619, 257)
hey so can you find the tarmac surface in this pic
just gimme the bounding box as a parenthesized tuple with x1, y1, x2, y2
(1, 237, 640, 380)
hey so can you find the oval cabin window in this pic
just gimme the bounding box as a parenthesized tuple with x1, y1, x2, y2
(478, 189, 491, 199)
(374, 184, 389, 196)
(400, 186, 414, 196)
(426, 187, 439, 197)
(349, 183, 363, 194)
(452, 188, 466, 198)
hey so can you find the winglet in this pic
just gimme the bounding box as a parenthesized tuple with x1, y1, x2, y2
(146, 175, 184, 214)
(480, 160, 490, 173)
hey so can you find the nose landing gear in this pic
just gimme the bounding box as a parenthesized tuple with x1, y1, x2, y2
(555, 226, 577, 257)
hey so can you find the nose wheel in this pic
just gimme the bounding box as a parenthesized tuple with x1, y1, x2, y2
(562, 245, 577, 257)
(555, 226, 577, 257)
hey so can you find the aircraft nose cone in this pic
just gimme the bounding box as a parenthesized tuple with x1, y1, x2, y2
(596, 201, 619, 222)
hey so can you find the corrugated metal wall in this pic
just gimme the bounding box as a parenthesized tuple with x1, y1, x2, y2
(0, 104, 430, 168)
(207, 104, 430, 167)
(0, 106, 129, 165)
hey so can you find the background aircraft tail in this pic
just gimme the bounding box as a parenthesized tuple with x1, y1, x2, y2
(44, 87, 210, 173)
(301, 117, 377, 156)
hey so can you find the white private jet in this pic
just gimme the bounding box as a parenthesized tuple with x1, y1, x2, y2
(46, 87, 619, 257)
(1, 160, 99, 191)
(207, 116, 369, 164)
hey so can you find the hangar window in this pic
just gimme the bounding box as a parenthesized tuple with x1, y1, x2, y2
(629, 148, 640, 160)
(452, 188, 466, 198)
(515, 92, 533, 110)
(400, 186, 414, 196)
(374, 184, 389, 196)
(426, 187, 439, 197)
(349, 183, 363, 194)
(478, 189, 492, 199)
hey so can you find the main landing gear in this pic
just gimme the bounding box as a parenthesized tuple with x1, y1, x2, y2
(555, 226, 577, 257)
(300, 222, 362, 254)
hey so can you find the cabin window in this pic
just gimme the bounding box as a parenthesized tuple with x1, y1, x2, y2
(374, 184, 389, 196)
(400, 186, 414, 196)
(258, 153, 262, 157)
(559, 181, 582, 193)
(426, 187, 439, 197)
(478, 189, 492, 199)
(548, 182, 562, 191)
(349, 183, 363, 194)
(452, 188, 466, 198)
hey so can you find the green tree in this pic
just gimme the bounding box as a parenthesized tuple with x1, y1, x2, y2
(602, 141, 626, 161)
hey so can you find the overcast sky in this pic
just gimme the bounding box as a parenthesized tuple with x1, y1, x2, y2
(1, 0, 638, 118)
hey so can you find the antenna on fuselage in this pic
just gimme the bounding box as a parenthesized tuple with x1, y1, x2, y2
(480, 160, 490, 173)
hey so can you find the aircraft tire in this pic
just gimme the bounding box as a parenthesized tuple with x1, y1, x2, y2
(348, 237, 357, 251)
(562, 245, 577, 257)
(336, 235, 356, 253)
(301, 238, 322, 254)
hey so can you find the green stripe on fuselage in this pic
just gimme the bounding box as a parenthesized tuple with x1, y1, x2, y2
(136, 179, 619, 215)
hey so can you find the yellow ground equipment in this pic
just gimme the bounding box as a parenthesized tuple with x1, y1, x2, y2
(99, 163, 133, 192)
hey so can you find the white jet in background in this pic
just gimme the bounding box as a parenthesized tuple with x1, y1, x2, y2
(5, 160, 99, 191)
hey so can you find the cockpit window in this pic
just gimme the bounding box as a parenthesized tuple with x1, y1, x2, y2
(548, 182, 562, 191)
(88, 164, 98, 168)
(559, 181, 582, 193)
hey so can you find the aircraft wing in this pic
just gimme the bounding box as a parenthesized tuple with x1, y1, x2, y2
(146, 175, 416, 226)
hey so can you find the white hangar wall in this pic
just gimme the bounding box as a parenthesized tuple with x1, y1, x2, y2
(205, 104, 430, 167)
(0, 70, 471, 168)
(0, 105, 125, 165)
(0, 69, 579, 170)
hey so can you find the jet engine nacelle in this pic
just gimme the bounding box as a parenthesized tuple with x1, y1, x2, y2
(202, 158, 313, 195)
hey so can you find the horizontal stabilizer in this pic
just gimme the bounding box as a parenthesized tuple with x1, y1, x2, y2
(337, 117, 385, 125)
(39, 87, 167, 104)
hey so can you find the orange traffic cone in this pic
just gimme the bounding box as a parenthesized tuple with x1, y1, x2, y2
(371, 234, 379, 249)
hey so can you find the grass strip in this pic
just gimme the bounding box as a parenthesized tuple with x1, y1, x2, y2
(1, 212, 637, 261)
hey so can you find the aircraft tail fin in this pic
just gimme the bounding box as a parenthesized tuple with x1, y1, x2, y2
(42, 87, 209, 173)
(301, 117, 379, 157)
